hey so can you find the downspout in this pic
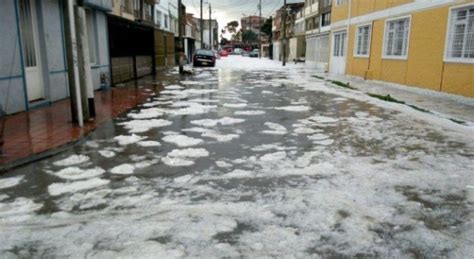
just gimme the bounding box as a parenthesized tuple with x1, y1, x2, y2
(58, 0, 70, 96)
(65, 0, 84, 127)
(346, 0, 352, 75)
(13, 0, 30, 112)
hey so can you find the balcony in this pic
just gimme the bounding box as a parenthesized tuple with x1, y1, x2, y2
(84, 0, 113, 11)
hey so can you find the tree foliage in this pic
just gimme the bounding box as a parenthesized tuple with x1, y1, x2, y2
(220, 37, 230, 46)
(261, 16, 273, 37)
(225, 21, 239, 34)
(242, 30, 258, 43)
(232, 30, 242, 41)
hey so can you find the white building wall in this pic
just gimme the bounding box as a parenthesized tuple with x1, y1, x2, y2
(273, 41, 281, 61)
(155, 0, 171, 31)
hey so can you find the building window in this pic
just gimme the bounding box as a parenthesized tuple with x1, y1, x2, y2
(313, 16, 319, 29)
(333, 31, 347, 57)
(321, 12, 331, 27)
(144, 3, 153, 22)
(86, 9, 97, 64)
(383, 16, 410, 59)
(156, 10, 162, 27)
(164, 14, 169, 29)
(354, 24, 371, 57)
(133, 0, 141, 17)
(322, 0, 331, 8)
(445, 5, 474, 62)
(305, 18, 313, 31)
(336, 0, 347, 6)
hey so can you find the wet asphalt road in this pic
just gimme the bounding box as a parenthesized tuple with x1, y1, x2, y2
(1, 57, 474, 258)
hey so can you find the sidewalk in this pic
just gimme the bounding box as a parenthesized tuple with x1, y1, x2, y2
(0, 82, 158, 171)
(317, 72, 474, 124)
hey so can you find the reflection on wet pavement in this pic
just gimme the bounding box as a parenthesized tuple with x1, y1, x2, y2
(1, 63, 474, 257)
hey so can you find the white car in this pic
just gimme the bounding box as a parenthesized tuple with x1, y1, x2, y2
(232, 48, 243, 55)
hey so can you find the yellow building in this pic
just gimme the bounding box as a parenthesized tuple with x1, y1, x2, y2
(329, 0, 474, 98)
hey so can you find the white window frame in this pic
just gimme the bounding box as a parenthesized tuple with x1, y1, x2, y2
(444, 3, 474, 64)
(85, 9, 97, 65)
(332, 29, 347, 57)
(335, 0, 347, 6)
(382, 15, 411, 60)
(354, 23, 372, 58)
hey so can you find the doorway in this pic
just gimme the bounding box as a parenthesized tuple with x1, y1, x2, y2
(19, 0, 45, 102)
(330, 30, 347, 75)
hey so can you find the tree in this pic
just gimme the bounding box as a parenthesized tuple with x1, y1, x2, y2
(220, 37, 230, 46)
(242, 30, 258, 43)
(225, 21, 239, 34)
(261, 16, 273, 39)
(232, 29, 242, 41)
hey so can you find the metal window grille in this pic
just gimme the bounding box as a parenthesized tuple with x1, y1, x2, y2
(336, 0, 347, 6)
(356, 25, 371, 56)
(384, 17, 410, 57)
(333, 32, 346, 57)
(86, 9, 97, 64)
(19, 0, 37, 67)
(447, 7, 474, 60)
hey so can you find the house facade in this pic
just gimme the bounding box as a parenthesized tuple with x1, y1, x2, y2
(272, 9, 283, 60)
(0, 0, 111, 116)
(184, 14, 200, 61)
(200, 19, 218, 50)
(241, 16, 265, 34)
(109, 0, 177, 83)
(304, 0, 332, 69)
(330, 0, 474, 98)
(290, 8, 306, 62)
(154, 0, 178, 68)
(109, 0, 156, 84)
(272, 2, 305, 61)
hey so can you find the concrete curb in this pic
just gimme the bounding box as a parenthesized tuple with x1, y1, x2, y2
(0, 136, 87, 174)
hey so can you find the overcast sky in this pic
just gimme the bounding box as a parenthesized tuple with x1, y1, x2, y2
(182, 0, 304, 38)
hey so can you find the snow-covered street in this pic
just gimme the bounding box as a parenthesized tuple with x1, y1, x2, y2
(1, 56, 474, 257)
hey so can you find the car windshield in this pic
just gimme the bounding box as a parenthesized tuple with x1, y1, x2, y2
(196, 49, 214, 56)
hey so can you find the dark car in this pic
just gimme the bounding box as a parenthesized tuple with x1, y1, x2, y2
(249, 49, 259, 58)
(193, 49, 216, 67)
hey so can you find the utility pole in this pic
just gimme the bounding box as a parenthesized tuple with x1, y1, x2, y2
(282, 0, 287, 66)
(209, 4, 212, 50)
(249, 15, 252, 48)
(259, 0, 262, 58)
(63, 0, 84, 127)
(178, 0, 184, 74)
(76, 0, 95, 118)
(200, 0, 203, 49)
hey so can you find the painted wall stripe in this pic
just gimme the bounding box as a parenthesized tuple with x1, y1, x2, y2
(0, 75, 23, 81)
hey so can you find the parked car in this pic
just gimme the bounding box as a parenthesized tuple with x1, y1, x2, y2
(242, 51, 250, 57)
(249, 49, 259, 58)
(193, 49, 216, 67)
(231, 48, 243, 55)
(219, 50, 229, 57)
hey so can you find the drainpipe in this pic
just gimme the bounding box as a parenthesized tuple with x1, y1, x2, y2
(282, 0, 287, 66)
(63, 0, 84, 127)
(347, 0, 352, 54)
(0, 101, 4, 155)
(75, 1, 95, 118)
(344, 0, 352, 75)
